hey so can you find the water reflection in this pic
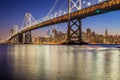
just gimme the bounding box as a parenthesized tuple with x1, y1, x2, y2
(0, 44, 120, 80)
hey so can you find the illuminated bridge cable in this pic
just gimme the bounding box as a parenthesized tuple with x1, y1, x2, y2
(54, 1, 66, 30)
(54, 0, 66, 31)
(22, 13, 36, 28)
(47, 0, 60, 16)
(58, 0, 67, 12)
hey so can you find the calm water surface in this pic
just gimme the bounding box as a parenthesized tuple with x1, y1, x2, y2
(0, 44, 120, 80)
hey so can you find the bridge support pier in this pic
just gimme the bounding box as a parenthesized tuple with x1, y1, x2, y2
(10, 32, 32, 44)
(66, 0, 86, 44)
(24, 31, 32, 44)
(9, 36, 18, 44)
(67, 18, 83, 43)
(18, 34, 23, 44)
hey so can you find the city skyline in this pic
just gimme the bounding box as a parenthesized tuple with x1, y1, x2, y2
(0, 0, 120, 41)
(32, 27, 120, 44)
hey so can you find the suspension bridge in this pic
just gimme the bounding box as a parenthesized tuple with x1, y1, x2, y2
(7, 0, 120, 44)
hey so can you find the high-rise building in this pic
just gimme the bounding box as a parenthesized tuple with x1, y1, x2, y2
(105, 27, 108, 38)
(104, 27, 109, 44)
(47, 29, 51, 37)
(52, 28, 57, 38)
(86, 28, 92, 43)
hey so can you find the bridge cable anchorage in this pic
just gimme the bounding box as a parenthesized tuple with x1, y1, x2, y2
(22, 12, 36, 28)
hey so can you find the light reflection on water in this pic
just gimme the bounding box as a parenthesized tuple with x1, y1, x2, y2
(0, 44, 120, 80)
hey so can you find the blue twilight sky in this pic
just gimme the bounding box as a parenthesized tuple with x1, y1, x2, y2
(0, 0, 120, 40)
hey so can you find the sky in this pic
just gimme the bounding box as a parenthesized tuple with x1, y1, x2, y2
(0, 0, 120, 41)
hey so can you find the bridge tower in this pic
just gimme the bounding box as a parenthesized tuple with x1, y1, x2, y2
(22, 13, 35, 44)
(13, 25, 19, 43)
(13, 25, 19, 33)
(8, 25, 19, 44)
(67, 0, 83, 43)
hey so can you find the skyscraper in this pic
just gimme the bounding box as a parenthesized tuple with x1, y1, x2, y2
(52, 28, 57, 38)
(104, 27, 108, 43)
(105, 27, 108, 38)
(86, 28, 92, 42)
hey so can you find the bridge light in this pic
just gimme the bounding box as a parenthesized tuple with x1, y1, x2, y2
(83, 1, 85, 4)
(60, 11, 62, 13)
(59, 13, 61, 16)
(63, 11, 66, 14)
(54, 12, 57, 17)
(87, 2, 91, 6)
(95, 9, 101, 13)
(98, 0, 103, 2)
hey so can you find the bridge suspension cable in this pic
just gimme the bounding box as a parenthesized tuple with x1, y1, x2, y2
(52, 0, 67, 33)
(47, 0, 60, 16)
(46, 0, 67, 31)
(13, 25, 19, 33)
(58, 0, 67, 12)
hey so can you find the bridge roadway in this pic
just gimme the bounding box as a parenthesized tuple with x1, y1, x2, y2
(8, 0, 120, 41)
